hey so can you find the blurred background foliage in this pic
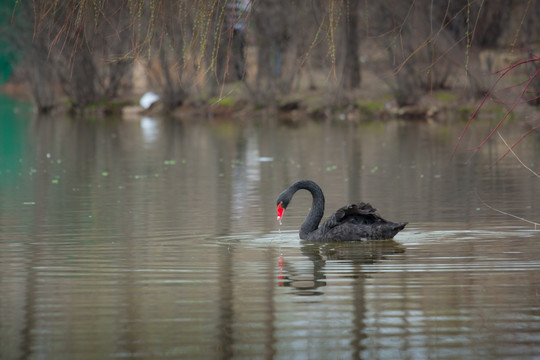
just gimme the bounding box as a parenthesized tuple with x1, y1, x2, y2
(0, 0, 538, 116)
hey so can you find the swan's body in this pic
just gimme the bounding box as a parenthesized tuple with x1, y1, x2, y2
(276, 180, 407, 241)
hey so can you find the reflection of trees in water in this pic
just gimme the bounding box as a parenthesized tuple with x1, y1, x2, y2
(24, 115, 538, 238)
(23, 114, 538, 236)
(5, 110, 538, 358)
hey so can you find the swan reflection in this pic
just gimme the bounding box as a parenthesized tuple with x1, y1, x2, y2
(278, 239, 405, 293)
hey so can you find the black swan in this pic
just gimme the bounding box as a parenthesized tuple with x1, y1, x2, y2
(276, 180, 407, 241)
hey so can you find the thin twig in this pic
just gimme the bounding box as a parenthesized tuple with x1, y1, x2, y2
(476, 190, 539, 229)
(497, 132, 540, 177)
(495, 123, 540, 163)
(209, 87, 235, 106)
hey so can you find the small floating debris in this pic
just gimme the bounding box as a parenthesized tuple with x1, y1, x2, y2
(326, 165, 338, 172)
(258, 157, 274, 162)
(23, 202, 36, 205)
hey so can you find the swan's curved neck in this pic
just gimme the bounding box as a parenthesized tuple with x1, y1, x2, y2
(292, 180, 325, 238)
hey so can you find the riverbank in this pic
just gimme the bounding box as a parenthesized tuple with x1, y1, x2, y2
(1, 61, 535, 125)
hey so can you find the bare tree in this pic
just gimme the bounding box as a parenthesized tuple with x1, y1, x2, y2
(9, 1, 133, 113)
(3, 2, 58, 112)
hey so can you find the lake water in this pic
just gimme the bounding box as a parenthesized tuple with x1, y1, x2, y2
(0, 94, 539, 359)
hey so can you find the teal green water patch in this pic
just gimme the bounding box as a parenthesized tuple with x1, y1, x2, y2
(0, 55, 13, 85)
(0, 0, 22, 85)
(0, 94, 33, 184)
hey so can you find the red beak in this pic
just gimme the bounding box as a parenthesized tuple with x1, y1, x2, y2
(277, 203, 284, 221)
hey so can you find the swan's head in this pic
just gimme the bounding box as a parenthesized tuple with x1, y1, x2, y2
(276, 190, 292, 221)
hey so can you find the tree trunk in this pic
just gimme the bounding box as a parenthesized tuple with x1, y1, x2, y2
(342, 0, 361, 90)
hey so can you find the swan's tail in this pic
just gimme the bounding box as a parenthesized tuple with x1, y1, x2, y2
(394, 222, 407, 231)
(386, 222, 407, 238)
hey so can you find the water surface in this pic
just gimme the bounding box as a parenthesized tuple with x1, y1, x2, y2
(0, 96, 539, 359)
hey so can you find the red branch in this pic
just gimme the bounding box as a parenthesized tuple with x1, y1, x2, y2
(452, 57, 540, 158)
